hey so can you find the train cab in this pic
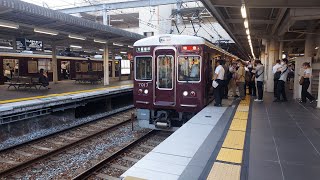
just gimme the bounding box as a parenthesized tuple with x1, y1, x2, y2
(133, 34, 237, 130)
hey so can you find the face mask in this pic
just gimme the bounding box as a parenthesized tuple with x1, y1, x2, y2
(281, 62, 285, 65)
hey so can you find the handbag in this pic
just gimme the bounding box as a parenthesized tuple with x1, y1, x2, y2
(274, 71, 281, 80)
(212, 80, 219, 88)
(299, 76, 304, 85)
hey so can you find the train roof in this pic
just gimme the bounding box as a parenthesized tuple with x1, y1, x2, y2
(134, 34, 238, 59)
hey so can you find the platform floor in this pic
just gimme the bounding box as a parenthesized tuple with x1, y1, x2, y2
(0, 80, 132, 102)
(247, 93, 320, 180)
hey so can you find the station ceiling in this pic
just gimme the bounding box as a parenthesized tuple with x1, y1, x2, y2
(0, 0, 144, 52)
(201, 0, 320, 60)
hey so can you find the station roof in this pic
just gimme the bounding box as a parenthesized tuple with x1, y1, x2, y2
(0, 0, 144, 51)
(201, 0, 320, 59)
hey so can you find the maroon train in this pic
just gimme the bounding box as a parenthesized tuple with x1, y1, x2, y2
(133, 34, 238, 130)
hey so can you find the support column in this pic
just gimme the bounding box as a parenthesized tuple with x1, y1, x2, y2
(112, 53, 116, 78)
(52, 44, 58, 84)
(119, 59, 122, 81)
(266, 39, 279, 92)
(305, 34, 315, 58)
(318, 72, 320, 108)
(279, 41, 283, 60)
(12, 37, 17, 52)
(103, 45, 109, 86)
(102, 8, 110, 26)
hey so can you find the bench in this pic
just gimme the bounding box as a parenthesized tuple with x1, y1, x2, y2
(6, 77, 46, 90)
(74, 74, 102, 84)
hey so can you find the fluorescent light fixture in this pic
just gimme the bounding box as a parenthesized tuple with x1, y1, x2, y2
(315, 46, 319, 50)
(34, 28, 58, 36)
(94, 39, 107, 44)
(99, 49, 104, 51)
(244, 19, 249, 28)
(247, 35, 251, 40)
(0, 46, 13, 49)
(113, 42, 123, 47)
(128, 45, 133, 48)
(68, 34, 86, 40)
(70, 45, 82, 49)
(241, 4, 247, 18)
(0, 21, 19, 29)
(120, 51, 127, 54)
(246, 29, 250, 35)
(110, 19, 124, 22)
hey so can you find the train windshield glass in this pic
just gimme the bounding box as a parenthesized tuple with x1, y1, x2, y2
(135, 57, 152, 80)
(157, 55, 173, 89)
(178, 56, 201, 82)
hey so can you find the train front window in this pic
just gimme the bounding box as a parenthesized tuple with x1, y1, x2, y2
(157, 55, 173, 89)
(135, 56, 152, 80)
(178, 56, 201, 82)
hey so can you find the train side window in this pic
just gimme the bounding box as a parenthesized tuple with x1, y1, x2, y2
(178, 56, 201, 82)
(135, 57, 152, 80)
(157, 55, 173, 89)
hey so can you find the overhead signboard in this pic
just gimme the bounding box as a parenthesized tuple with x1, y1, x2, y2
(16, 38, 43, 51)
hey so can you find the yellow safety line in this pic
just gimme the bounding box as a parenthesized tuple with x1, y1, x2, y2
(207, 96, 251, 180)
(0, 84, 133, 104)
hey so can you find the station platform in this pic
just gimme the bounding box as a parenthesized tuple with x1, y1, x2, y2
(121, 93, 320, 180)
(0, 80, 133, 115)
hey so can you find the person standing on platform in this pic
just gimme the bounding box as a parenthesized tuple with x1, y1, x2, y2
(299, 62, 316, 104)
(39, 68, 50, 89)
(222, 60, 229, 99)
(228, 62, 239, 98)
(254, 60, 264, 102)
(236, 59, 246, 100)
(274, 58, 289, 102)
(213, 59, 225, 107)
(272, 60, 281, 98)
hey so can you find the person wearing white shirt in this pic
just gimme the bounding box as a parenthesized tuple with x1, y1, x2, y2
(254, 60, 264, 102)
(299, 62, 316, 103)
(61, 62, 68, 79)
(213, 59, 225, 107)
(274, 59, 289, 102)
(272, 59, 281, 98)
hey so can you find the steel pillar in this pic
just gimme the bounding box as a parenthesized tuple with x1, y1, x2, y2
(103, 45, 110, 86)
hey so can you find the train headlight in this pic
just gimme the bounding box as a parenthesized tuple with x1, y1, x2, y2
(183, 91, 188, 97)
(138, 89, 143, 94)
(190, 91, 196, 97)
(144, 89, 149, 94)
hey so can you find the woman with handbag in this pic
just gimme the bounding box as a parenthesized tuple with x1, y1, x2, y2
(299, 62, 315, 104)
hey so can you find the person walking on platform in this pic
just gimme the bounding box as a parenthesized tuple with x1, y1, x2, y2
(213, 59, 225, 107)
(254, 60, 264, 102)
(273, 59, 281, 98)
(299, 62, 316, 104)
(236, 59, 246, 100)
(274, 59, 289, 102)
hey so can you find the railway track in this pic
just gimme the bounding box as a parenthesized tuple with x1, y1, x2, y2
(74, 130, 172, 180)
(0, 109, 137, 178)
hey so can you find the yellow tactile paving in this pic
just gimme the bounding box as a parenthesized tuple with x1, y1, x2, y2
(124, 176, 147, 180)
(229, 119, 247, 132)
(207, 162, 241, 180)
(236, 106, 249, 112)
(0, 84, 133, 104)
(216, 148, 243, 164)
(233, 111, 249, 120)
(222, 130, 246, 150)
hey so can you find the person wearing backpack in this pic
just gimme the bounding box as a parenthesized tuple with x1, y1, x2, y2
(274, 59, 289, 102)
(254, 60, 264, 102)
(272, 60, 281, 98)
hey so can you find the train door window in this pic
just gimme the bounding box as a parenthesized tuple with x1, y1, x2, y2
(178, 56, 201, 82)
(28, 60, 38, 73)
(135, 56, 152, 80)
(3, 59, 19, 77)
(75, 62, 81, 72)
(115, 60, 120, 77)
(92, 62, 98, 71)
(97, 63, 103, 71)
(157, 55, 173, 89)
(38, 59, 52, 72)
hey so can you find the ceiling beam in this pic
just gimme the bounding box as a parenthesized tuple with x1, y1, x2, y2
(226, 19, 276, 24)
(59, 0, 196, 14)
(271, 8, 287, 35)
(201, 0, 249, 59)
(201, 0, 320, 8)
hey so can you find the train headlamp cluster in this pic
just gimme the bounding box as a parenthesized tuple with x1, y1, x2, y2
(241, 4, 256, 59)
(138, 89, 149, 95)
(183, 91, 196, 97)
(181, 45, 200, 52)
(136, 47, 151, 53)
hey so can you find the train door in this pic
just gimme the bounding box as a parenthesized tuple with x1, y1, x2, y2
(154, 48, 176, 106)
